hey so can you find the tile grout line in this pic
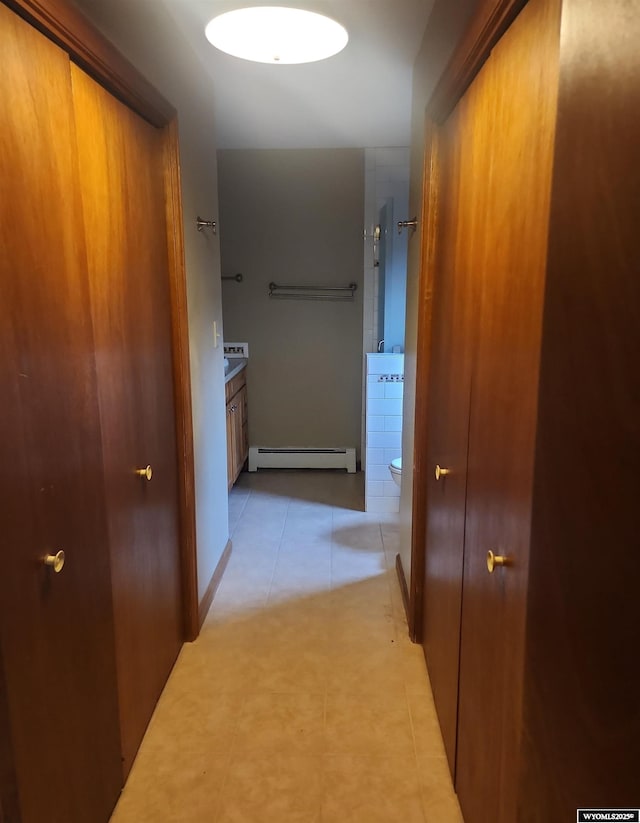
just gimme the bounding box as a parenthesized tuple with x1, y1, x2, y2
(378, 519, 402, 643)
(265, 493, 293, 601)
(228, 484, 252, 538)
(320, 689, 328, 822)
(405, 682, 431, 823)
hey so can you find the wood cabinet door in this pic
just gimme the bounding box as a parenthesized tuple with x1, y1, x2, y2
(71, 67, 183, 776)
(226, 380, 247, 489)
(454, 0, 561, 821)
(236, 385, 248, 469)
(0, 6, 122, 821)
(226, 399, 235, 490)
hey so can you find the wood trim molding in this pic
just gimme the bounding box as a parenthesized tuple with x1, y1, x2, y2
(198, 541, 233, 629)
(395, 554, 411, 626)
(409, 0, 530, 642)
(409, 122, 441, 645)
(2, 0, 174, 126)
(428, 0, 528, 124)
(163, 118, 200, 643)
(0, 654, 19, 823)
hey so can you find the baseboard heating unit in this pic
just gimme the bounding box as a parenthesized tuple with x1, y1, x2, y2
(248, 447, 356, 473)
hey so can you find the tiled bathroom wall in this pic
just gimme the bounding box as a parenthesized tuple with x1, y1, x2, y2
(365, 353, 404, 513)
(361, 148, 410, 467)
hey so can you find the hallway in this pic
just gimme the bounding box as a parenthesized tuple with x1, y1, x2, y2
(110, 471, 462, 822)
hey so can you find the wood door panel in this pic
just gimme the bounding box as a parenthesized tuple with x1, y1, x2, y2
(421, 81, 487, 774)
(518, 1, 640, 817)
(71, 66, 183, 777)
(0, 6, 122, 821)
(455, 0, 561, 821)
(0, 653, 19, 822)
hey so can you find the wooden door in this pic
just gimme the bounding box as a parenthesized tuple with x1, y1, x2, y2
(518, 1, 640, 817)
(0, 6, 122, 821)
(420, 85, 486, 773)
(454, 0, 561, 821)
(71, 67, 183, 777)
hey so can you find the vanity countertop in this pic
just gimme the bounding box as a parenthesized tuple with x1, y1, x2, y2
(224, 357, 247, 383)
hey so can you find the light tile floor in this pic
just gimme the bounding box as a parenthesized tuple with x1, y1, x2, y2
(110, 470, 463, 823)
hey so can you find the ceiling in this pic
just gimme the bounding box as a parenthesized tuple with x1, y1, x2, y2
(158, 0, 434, 149)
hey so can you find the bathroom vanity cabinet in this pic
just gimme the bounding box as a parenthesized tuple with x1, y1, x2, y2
(226, 367, 249, 489)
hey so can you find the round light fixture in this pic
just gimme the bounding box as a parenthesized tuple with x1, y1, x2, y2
(204, 6, 349, 65)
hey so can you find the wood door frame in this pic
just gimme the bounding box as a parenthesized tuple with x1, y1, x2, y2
(409, 0, 529, 640)
(1, 0, 200, 641)
(0, 656, 19, 823)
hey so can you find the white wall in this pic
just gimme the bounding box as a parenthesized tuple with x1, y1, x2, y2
(218, 148, 364, 458)
(73, 0, 230, 602)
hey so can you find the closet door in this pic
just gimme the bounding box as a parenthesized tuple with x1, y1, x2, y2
(519, 0, 640, 815)
(455, 0, 561, 821)
(421, 85, 486, 773)
(71, 67, 183, 776)
(0, 6, 122, 821)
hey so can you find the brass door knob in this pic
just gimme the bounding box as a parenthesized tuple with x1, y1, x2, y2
(136, 465, 153, 481)
(435, 465, 450, 481)
(486, 550, 509, 573)
(43, 550, 65, 573)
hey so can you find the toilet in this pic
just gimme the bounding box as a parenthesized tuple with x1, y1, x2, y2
(389, 457, 402, 487)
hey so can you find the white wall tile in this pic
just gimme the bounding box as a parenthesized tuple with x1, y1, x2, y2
(384, 448, 402, 464)
(367, 463, 392, 481)
(365, 496, 400, 514)
(366, 480, 384, 496)
(366, 355, 384, 374)
(384, 415, 402, 432)
(367, 431, 402, 449)
(366, 380, 384, 399)
(366, 353, 404, 374)
(383, 481, 401, 497)
(367, 415, 385, 432)
(367, 398, 403, 416)
(384, 382, 405, 399)
(367, 448, 385, 465)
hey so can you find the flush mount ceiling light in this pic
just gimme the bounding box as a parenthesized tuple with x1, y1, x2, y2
(204, 6, 349, 64)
